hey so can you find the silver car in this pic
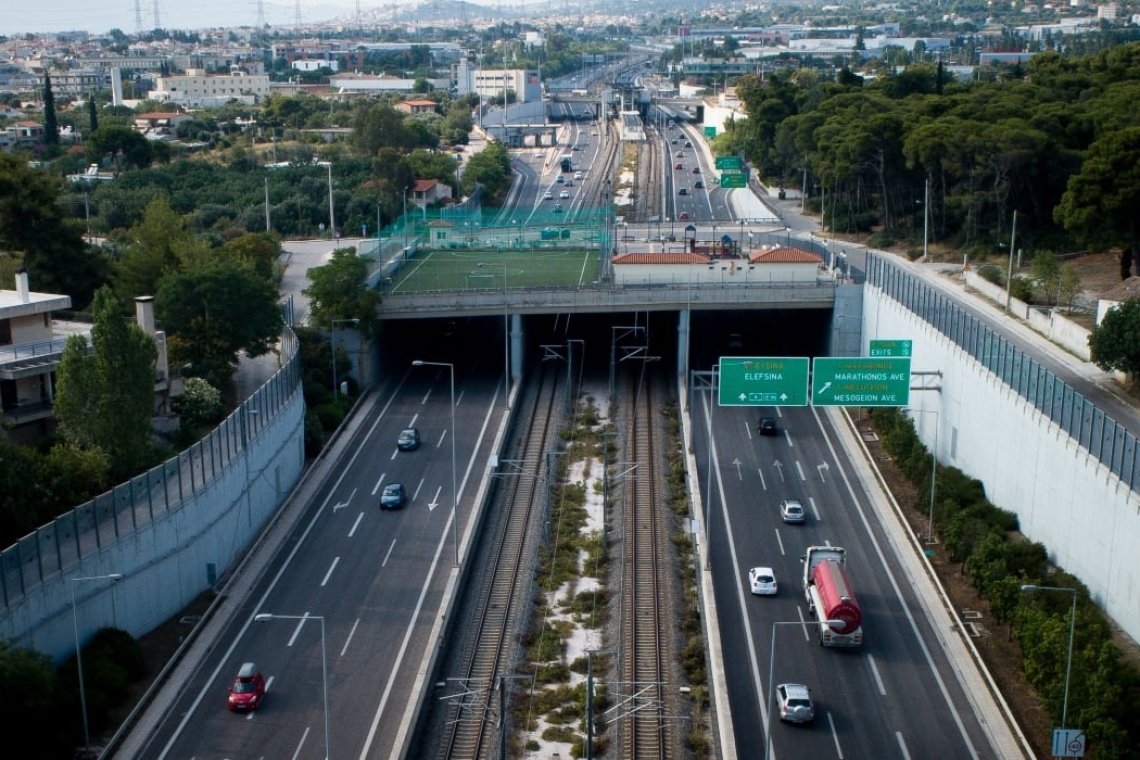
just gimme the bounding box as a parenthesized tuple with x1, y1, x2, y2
(780, 499, 805, 523)
(776, 683, 815, 723)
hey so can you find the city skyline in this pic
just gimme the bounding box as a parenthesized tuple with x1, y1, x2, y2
(4, 1, 397, 37)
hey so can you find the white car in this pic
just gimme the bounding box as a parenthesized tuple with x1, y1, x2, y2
(559, 190, 570, 199)
(574, 172, 584, 180)
(748, 567, 777, 595)
(543, 191, 553, 200)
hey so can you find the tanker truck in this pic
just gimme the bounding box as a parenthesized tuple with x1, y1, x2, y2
(802, 545, 863, 648)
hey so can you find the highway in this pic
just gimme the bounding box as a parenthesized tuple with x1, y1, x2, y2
(132, 331, 509, 759)
(689, 313, 1003, 758)
(692, 397, 994, 758)
(122, 100, 1023, 758)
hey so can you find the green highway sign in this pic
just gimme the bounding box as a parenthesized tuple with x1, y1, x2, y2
(812, 357, 911, 407)
(869, 339, 913, 357)
(704, 126, 717, 138)
(720, 173, 747, 188)
(718, 357, 809, 407)
(715, 155, 742, 170)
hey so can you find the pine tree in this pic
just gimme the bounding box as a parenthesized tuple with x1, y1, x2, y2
(42, 72, 58, 145)
(54, 287, 158, 480)
(88, 95, 98, 133)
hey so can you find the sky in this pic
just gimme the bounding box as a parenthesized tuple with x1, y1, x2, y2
(3, 1, 366, 37)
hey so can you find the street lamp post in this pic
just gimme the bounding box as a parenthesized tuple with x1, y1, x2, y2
(331, 318, 360, 400)
(72, 573, 123, 754)
(403, 187, 410, 255)
(255, 613, 329, 760)
(704, 366, 716, 570)
(922, 177, 930, 260)
(326, 162, 335, 239)
(1021, 585, 1077, 736)
(766, 619, 843, 760)
(904, 407, 940, 543)
(412, 361, 459, 565)
(1004, 209, 1019, 310)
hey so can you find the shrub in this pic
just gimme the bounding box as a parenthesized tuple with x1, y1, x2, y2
(173, 377, 224, 427)
(1010, 275, 1034, 303)
(976, 262, 1004, 285)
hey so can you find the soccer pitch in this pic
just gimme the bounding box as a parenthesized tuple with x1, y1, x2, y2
(385, 248, 603, 293)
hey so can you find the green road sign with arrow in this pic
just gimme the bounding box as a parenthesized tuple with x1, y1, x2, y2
(718, 357, 810, 407)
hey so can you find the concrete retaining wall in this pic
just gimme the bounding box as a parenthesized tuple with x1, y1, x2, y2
(866, 286, 1140, 642)
(1, 357, 305, 663)
(964, 269, 1092, 360)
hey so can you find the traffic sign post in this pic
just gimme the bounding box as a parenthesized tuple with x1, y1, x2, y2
(720, 173, 746, 188)
(1051, 728, 1085, 757)
(718, 357, 809, 407)
(869, 339, 913, 357)
(715, 155, 742, 170)
(811, 357, 911, 407)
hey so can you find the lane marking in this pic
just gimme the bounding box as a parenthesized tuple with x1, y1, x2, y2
(320, 558, 339, 587)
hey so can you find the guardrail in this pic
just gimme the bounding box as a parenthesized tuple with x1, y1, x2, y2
(0, 336, 70, 365)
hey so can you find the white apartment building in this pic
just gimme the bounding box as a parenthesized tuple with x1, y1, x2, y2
(454, 57, 542, 103)
(148, 68, 270, 107)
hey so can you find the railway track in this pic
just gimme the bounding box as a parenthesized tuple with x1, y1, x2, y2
(622, 120, 662, 225)
(439, 362, 563, 760)
(615, 365, 674, 760)
(583, 119, 622, 214)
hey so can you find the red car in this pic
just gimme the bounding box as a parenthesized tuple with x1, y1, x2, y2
(674, 162, 683, 170)
(228, 662, 266, 711)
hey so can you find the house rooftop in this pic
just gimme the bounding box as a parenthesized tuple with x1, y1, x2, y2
(0, 288, 70, 318)
(749, 246, 823, 264)
(612, 252, 712, 265)
(1099, 275, 1140, 302)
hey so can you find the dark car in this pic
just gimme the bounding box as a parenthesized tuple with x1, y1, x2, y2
(228, 662, 266, 711)
(692, 166, 701, 174)
(694, 180, 704, 189)
(758, 417, 778, 435)
(397, 428, 420, 451)
(380, 482, 406, 509)
(678, 187, 688, 196)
